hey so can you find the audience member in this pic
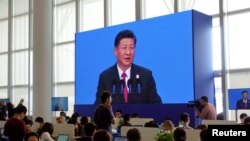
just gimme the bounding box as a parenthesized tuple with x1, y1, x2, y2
(80, 116, 89, 126)
(38, 122, 54, 141)
(34, 117, 44, 134)
(127, 128, 141, 141)
(25, 119, 34, 132)
(56, 116, 64, 124)
(76, 123, 96, 141)
(3, 105, 28, 141)
(117, 114, 132, 133)
(93, 129, 111, 141)
(24, 132, 40, 141)
(200, 128, 208, 141)
(173, 128, 186, 141)
(162, 120, 175, 133)
(179, 112, 193, 129)
(144, 120, 159, 128)
(195, 124, 207, 130)
(243, 116, 250, 124)
(239, 113, 247, 125)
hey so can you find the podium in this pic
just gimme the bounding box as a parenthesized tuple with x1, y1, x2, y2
(235, 109, 250, 123)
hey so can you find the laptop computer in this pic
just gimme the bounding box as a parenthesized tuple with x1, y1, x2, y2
(56, 134, 70, 141)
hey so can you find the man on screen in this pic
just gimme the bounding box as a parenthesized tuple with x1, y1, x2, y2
(236, 90, 250, 109)
(94, 29, 162, 104)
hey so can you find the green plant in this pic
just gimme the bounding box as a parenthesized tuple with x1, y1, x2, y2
(155, 130, 174, 141)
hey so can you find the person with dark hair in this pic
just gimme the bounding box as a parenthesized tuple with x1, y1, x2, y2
(173, 128, 186, 141)
(80, 116, 89, 126)
(243, 116, 250, 124)
(194, 96, 217, 120)
(179, 112, 193, 129)
(144, 120, 159, 128)
(236, 90, 250, 109)
(94, 29, 162, 104)
(117, 114, 132, 133)
(38, 122, 54, 141)
(195, 124, 207, 130)
(93, 91, 115, 134)
(239, 113, 248, 125)
(127, 128, 141, 141)
(34, 117, 44, 134)
(76, 123, 96, 141)
(200, 128, 208, 141)
(25, 119, 34, 132)
(24, 132, 40, 141)
(93, 129, 111, 141)
(3, 105, 28, 141)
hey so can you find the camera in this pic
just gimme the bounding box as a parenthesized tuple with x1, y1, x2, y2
(187, 99, 202, 110)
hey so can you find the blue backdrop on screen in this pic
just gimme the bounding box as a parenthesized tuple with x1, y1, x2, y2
(228, 88, 250, 110)
(75, 11, 197, 104)
(51, 97, 68, 111)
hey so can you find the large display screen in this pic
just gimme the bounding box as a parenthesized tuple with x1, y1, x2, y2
(75, 11, 196, 104)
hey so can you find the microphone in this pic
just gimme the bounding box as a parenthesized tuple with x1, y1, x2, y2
(112, 80, 117, 94)
(119, 79, 125, 94)
(127, 79, 133, 94)
(136, 73, 141, 94)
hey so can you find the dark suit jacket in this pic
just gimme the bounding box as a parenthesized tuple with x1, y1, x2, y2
(236, 99, 250, 109)
(94, 64, 162, 104)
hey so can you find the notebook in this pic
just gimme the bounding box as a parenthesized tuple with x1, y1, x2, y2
(56, 134, 70, 141)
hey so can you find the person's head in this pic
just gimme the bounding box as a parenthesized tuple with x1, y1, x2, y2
(24, 132, 40, 141)
(242, 90, 248, 100)
(35, 117, 44, 125)
(200, 96, 208, 106)
(60, 111, 66, 117)
(244, 116, 250, 124)
(126, 128, 141, 141)
(173, 128, 186, 141)
(144, 120, 159, 128)
(114, 29, 136, 71)
(80, 116, 89, 125)
(240, 113, 248, 123)
(93, 129, 111, 141)
(100, 91, 112, 104)
(56, 116, 64, 124)
(123, 113, 130, 122)
(115, 109, 123, 118)
(195, 124, 207, 130)
(25, 119, 34, 132)
(40, 122, 54, 136)
(84, 122, 96, 137)
(162, 120, 174, 131)
(14, 105, 27, 119)
(200, 128, 208, 141)
(180, 113, 190, 124)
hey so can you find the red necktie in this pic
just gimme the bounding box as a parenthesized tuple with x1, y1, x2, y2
(122, 72, 128, 103)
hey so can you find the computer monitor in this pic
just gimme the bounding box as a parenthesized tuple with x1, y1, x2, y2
(56, 134, 70, 141)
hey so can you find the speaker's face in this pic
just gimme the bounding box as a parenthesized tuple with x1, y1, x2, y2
(114, 38, 135, 71)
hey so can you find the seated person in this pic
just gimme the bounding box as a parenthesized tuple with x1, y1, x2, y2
(127, 128, 141, 141)
(76, 123, 96, 141)
(24, 132, 40, 141)
(173, 128, 186, 141)
(93, 129, 111, 141)
(239, 113, 247, 125)
(179, 113, 193, 129)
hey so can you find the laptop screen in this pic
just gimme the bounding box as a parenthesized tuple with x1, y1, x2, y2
(56, 134, 69, 141)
